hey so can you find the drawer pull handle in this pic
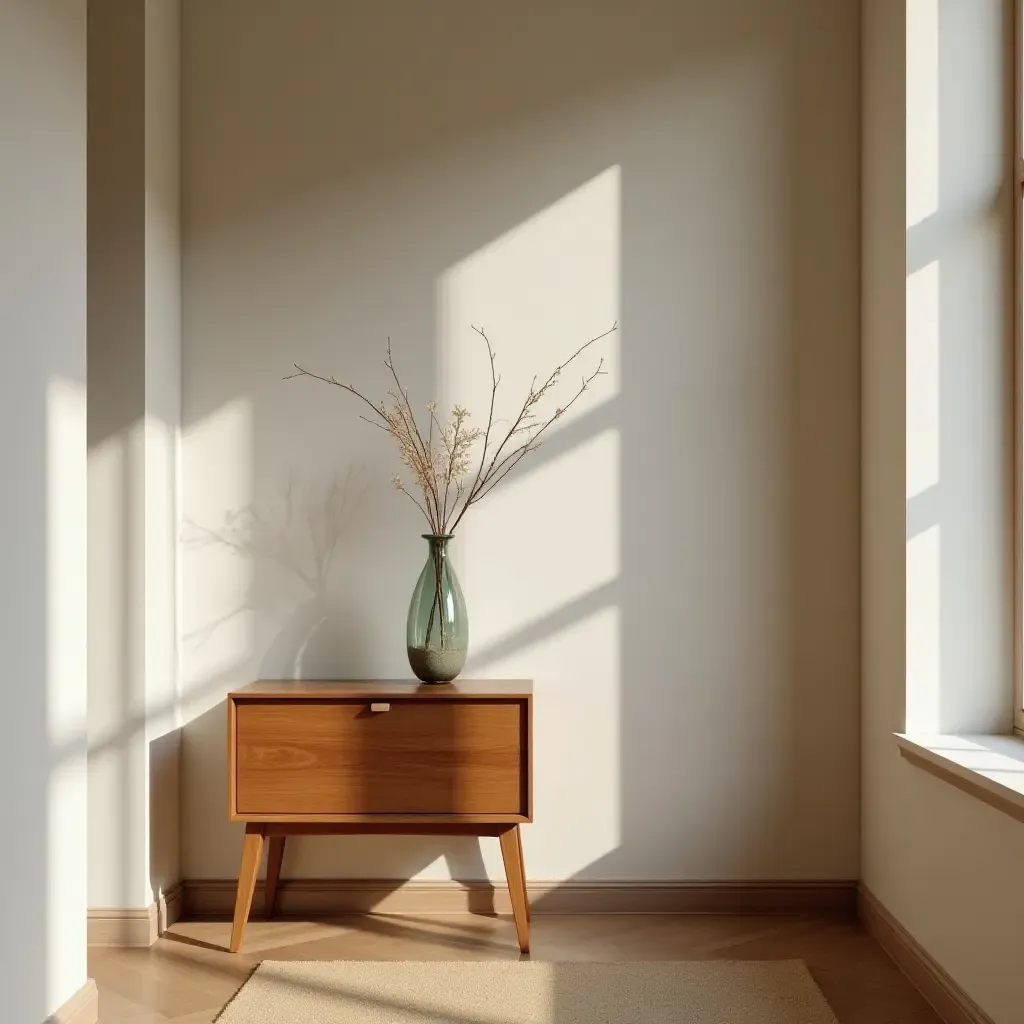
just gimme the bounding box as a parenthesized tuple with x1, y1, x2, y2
(369, 702, 391, 713)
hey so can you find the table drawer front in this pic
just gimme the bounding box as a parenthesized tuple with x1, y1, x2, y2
(234, 698, 526, 816)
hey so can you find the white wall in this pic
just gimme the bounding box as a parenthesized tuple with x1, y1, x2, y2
(180, 0, 861, 884)
(144, 0, 183, 904)
(88, 0, 181, 912)
(862, 3, 1023, 1022)
(0, 2, 89, 1017)
(88, 0, 150, 913)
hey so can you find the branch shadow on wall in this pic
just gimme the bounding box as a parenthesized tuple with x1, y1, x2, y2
(183, 469, 367, 677)
(182, 468, 497, 919)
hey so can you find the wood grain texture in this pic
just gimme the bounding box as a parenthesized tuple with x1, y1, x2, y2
(234, 699, 526, 816)
(230, 826, 264, 953)
(515, 824, 530, 922)
(499, 826, 530, 952)
(859, 886, 995, 1024)
(225, 684, 533, 954)
(230, 679, 533, 699)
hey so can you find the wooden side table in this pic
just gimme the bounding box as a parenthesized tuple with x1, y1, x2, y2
(226, 679, 533, 953)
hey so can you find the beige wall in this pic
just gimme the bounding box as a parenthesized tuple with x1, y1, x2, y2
(180, 0, 861, 883)
(0, 1, 89, 1016)
(861, 3, 1022, 1022)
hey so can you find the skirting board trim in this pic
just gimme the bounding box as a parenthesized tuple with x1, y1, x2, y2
(184, 878, 857, 918)
(159, 879, 185, 932)
(88, 880, 184, 947)
(858, 886, 995, 1024)
(46, 978, 98, 1024)
(87, 903, 156, 948)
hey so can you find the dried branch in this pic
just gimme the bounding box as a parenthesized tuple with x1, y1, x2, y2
(463, 324, 501, 511)
(478, 323, 614, 487)
(471, 359, 606, 506)
(448, 322, 616, 531)
(288, 321, 617, 536)
(384, 339, 445, 530)
(285, 364, 388, 423)
(391, 474, 433, 526)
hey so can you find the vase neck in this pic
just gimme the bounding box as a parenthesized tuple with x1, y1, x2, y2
(422, 533, 453, 556)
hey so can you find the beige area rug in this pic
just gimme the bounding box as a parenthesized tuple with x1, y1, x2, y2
(216, 960, 839, 1023)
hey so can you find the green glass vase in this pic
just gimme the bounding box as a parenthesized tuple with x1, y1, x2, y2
(406, 533, 468, 683)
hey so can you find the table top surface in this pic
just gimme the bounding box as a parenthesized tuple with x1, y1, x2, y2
(229, 679, 533, 699)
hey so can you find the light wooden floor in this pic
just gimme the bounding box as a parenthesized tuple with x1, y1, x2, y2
(90, 913, 942, 1024)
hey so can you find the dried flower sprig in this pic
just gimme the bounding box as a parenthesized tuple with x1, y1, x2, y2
(286, 323, 617, 535)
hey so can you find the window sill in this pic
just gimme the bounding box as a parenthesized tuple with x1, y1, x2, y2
(896, 733, 1024, 824)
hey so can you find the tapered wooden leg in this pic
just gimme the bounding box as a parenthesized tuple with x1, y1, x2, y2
(264, 836, 286, 917)
(515, 823, 530, 922)
(230, 825, 264, 953)
(499, 826, 530, 953)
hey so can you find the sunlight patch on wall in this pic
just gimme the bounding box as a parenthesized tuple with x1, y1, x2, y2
(460, 427, 619, 648)
(509, 601, 621, 874)
(88, 422, 146, 740)
(906, 0, 939, 229)
(906, 523, 941, 733)
(432, 166, 622, 867)
(436, 164, 621, 417)
(86, 419, 152, 908)
(179, 397, 253, 719)
(538, 603, 620, 871)
(906, 260, 939, 499)
(88, 430, 129, 729)
(48, 376, 87, 749)
(433, 163, 620, 654)
(459, 428, 621, 872)
(905, 252, 940, 732)
(46, 375, 87, 1009)
(145, 412, 180, 735)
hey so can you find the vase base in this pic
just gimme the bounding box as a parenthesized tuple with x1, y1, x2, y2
(407, 645, 467, 683)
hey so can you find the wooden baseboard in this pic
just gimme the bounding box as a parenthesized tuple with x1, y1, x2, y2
(858, 886, 995, 1024)
(88, 881, 184, 947)
(87, 903, 157, 947)
(47, 978, 98, 1024)
(159, 880, 184, 932)
(183, 877, 857, 918)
